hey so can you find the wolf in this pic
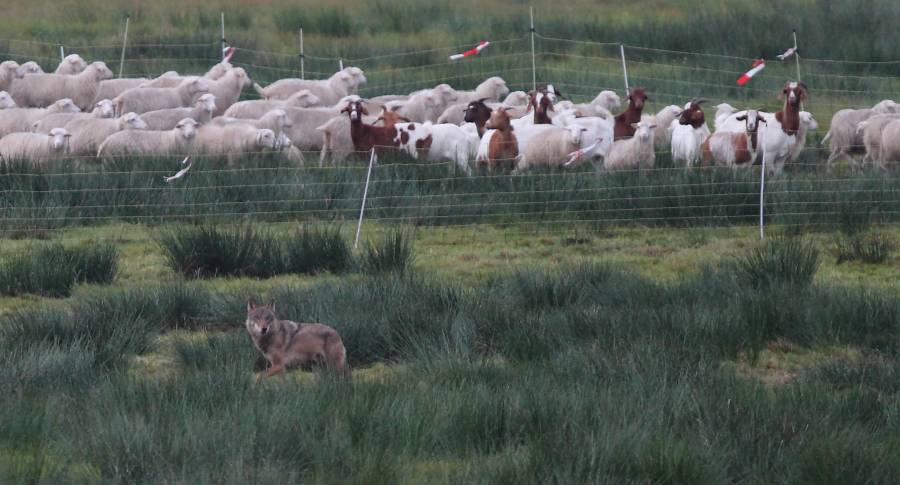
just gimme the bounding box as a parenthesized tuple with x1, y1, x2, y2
(245, 298, 349, 381)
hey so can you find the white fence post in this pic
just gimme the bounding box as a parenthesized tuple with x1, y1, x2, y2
(118, 16, 130, 79)
(59, 45, 65, 63)
(339, 58, 344, 71)
(759, 132, 767, 241)
(355, 148, 377, 249)
(792, 29, 801, 82)
(220, 13, 226, 62)
(299, 27, 305, 79)
(529, 6, 537, 92)
(619, 44, 630, 92)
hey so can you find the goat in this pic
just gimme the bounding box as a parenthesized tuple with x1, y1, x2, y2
(340, 100, 400, 156)
(613, 87, 648, 139)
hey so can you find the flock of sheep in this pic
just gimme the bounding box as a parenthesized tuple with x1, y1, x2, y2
(0, 53, 898, 175)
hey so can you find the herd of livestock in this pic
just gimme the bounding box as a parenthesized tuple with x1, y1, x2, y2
(0, 54, 898, 175)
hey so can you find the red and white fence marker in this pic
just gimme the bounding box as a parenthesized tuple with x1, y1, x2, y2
(736, 59, 765, 86)
(222, 46, 235, 62)
(450, 41, 490, 60)
(776, 46, 797, 61)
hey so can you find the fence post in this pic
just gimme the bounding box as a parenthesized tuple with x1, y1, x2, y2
(59, 45, 65, 63)
(792, 29, 801, 82)
(619, 44, 630, 92)
(529, 6, 537, 92)
(220, 12, 226, 62)
(355, 148, 376, 249)
(759, 131, 767, 241)
(299, 27, 305, 79)
(339, 58, 344, 71)
(118, 16, 130, 79)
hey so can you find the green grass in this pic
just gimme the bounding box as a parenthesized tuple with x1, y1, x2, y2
(0, 243, 118, 297)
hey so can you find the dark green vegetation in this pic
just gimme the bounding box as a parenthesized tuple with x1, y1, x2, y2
(1, 238, 899, 483)
(0, 243, 117, 297)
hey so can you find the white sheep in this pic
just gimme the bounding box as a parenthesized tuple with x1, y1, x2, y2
(93, 78, 151, 105)
(879, 119, 900, 165)
(0, 91, 16, 109)
(314, 112, 382, 165)
(66, 112, 149, 156)
(857, 113, 900, 169)
(98, 118, 198, 160)
(603, 120, 656, 170)
(392, 121, 479, 174)
(551, 109, 615, 163)
(253, 67, 367, 105)
(0, 128, 70, 165)
(33, 99, 116, 133)
(10, 62, 113, 110)
(281, 106, 345, 152)
(642, 105, 682, 149)
(453, 76, 510, 104)
(391, 84, 458, 122)
(114, 77, 209, 115)
(789, 111, 818, 162)
(436, 90, 529, 125)
(822, 99, 899, 167)
(210, 109, 292, 139)
(140, 64, 229, 89)
(193, 124, 277, 164)
(669, 101, 711, 167)
(714, 103, 737, 130)
(517, 125, 588, 170)
(223, 89, 321, 119)
(273, 133, 306, 166)
(569, 90, 621, 117)
(0, 98, 81, 138)
(140, 94, 217, 130)
(54, 54, 88, 75)
(206, 67, 252, 116)
(0, 61, 21, 92)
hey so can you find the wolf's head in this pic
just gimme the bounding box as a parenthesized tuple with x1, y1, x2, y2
(246, 298, 279, 336)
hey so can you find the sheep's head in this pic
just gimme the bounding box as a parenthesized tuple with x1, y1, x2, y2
(0, 61, 19, 79)
(93, 99, 116, 118)
(51, 99, 81, 114)
(175, 118, 198, 139)
(88, 62, 114, 81)
(337, 67, 367, 91)
(275, 133, 293, 150)
(485, 107, 514, 131)
(872, 99, 899, 114)
(17, 61, 44, 77)
(197, 94, 217, 113)
(678, 99, 706, 127)
(231, 67, 252, 89)
(341, 100, 368, 121)
(255, 129, 276, 149)
(57, 54, 88, 74)
(264, 109, 291, 130)
(631, 121, 656, 141)
(477, 76, 509, 102)
(464, 98, 492, 125)
(736, 110, 765, 133)
(188, 77, 210, 94)
(122, 112, 149, 130)
(206, 61, 231, 80)
(432, 84, 458, 104)
(594, 90, 621, 111)
(627, 88, 648, 111)
(288, 89, 320, 107)
(780, 81, 808, 107)
(502, 91, 529, 107)
(800, 111, 818, 131)
(0, 91, 16, 109)
(48, 128, 71, 152)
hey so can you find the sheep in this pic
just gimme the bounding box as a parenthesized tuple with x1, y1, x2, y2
(644, 105, 682, 149)
(879, 119, 900, 165)
(0, 91, 16, 109)
(32, 99, 116, 133)
(789, 111, 818, 162)
(17, 61, 45, 76)
(0, 98, 81, 138)
(516, 125, 589, 171)
(822, 99, 899, 167)
(273, 133, 306, 166)
(613, 87, 648, 139)
(140, 94, 217, 131)
(98, 118, 198, 161)
(0, 128, 70, 164)
(453, 76, 510, 104)
(700, 110, 765, 168)
(114, 77, 209, 115)
(206, 67, 251, 116)
(714, 103, 737, 130)
(10, 62, 113, 110)
(477, 107, 518, 170)
(389, 84, 459, 122)
(552, 110, 615, 164)
(140, 63, 230, 89)
(253, 67, 367, 105)
(210, 108, 292, 139)
(66, 112, 149, 156)
(193, 124, 277, 164)
(436, 90, 528, 125)
(669, 99, 710, 167)
(392, 121, 479, 174)
(224, 89, 321, 119)
(54, 54, 88, 75)
(717, 81, 809, 175)
(280, 106, 346, 152)
(857, 113, 900, 169)
(93, 78, 152, 105)
(314, 113, 381, 165)
(604, 120, 656, 170)
(569, 90, 621, 118)
(0, 61, 21, 92)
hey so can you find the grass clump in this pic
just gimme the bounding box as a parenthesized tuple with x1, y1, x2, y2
(358, 227, 415, 275)
(835, 231, 894, 264)
(732, 238, 820, 289)
(284, 225, 353, 275)
(0, 243, 118, 297)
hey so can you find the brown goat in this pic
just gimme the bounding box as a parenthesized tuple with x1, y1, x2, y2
(341, 100, 399, 155)
(614, 87, 648, 140)
(526, 91, 555, 124)
(678, 98, 707, 128)
(483, 107, 518, 170)
(775, 81, 807, 136)
(463, 98, 493, 137)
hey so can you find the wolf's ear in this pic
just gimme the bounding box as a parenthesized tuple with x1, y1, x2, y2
(247, 297, 257, 312)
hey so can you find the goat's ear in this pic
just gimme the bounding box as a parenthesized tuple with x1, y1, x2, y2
(247, 297, 257, 312)
(736, 114, 746, 121)
(340, 105, 350, 114)
(476, 97, 489, 104)
(399, 116, 411, 122)
(631, 122, 640, 129)
(372, 116, 383, 125)
(361, 105, 369, 115)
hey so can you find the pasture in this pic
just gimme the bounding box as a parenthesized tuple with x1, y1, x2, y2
(1, 0, 899, 483)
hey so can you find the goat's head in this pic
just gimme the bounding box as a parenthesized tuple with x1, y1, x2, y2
(736, 109, 765, 133)
(464, 98, 492, 125)
(627, 88, 648, 111)
(485, 107, 514, 131)
(779, 81, 808, 107)
(375, 109, 410, 127)
(678, 99, 706, 127)
(630, 120, 656, 142)
(341, 100, 368, 121)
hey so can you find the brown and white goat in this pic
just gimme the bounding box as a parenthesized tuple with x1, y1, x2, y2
(482, 107, 518, 170)
(341, 100, 400, 155)
(525, 90, 555, 124)
(701, 109, 765, 168)
(463, 98, 493, 137)
(613, 87, 648, 139)
(775, 81, 807, 136)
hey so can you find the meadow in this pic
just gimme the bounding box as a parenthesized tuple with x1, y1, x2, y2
(1, 0, 899, 482)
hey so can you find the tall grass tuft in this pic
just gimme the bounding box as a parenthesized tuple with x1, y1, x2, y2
(358, 227, 415, 275)
(284, 225, 353, 275)
(732, 238, 820, 289)
(0, 243, 118, 297)
(158, 224, 280, 278)
(835, 232, 894, 264)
